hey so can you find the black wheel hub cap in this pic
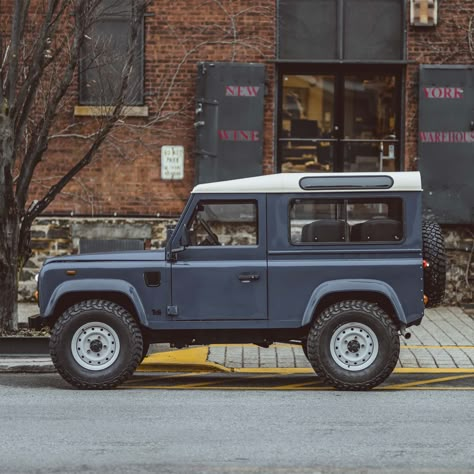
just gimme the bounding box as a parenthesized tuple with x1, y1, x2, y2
(347, 339, 361, 353)
(90, 339, 103, 353)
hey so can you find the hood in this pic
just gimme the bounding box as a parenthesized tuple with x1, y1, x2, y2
(44, 249, 166, 264)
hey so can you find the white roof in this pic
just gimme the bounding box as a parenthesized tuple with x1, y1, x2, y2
(192, 172, 422, 194)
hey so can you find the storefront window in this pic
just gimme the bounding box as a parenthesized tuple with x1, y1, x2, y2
(280, 75, 336, 173)
(279, 70, 400, 173)
(343, 75, 398, 172)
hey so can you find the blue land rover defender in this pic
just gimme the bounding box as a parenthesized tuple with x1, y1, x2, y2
(32, 172, 446, 390)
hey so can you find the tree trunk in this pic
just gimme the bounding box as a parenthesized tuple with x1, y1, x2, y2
(0, 114, 19, 332)
(0, 217, 19, 332)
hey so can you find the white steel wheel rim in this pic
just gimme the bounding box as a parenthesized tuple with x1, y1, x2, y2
(330, 322, 379, 371)
(71, 322, 121, 371)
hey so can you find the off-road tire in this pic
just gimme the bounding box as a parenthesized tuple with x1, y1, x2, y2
(422, 220, 446, 307)
(141, 340, 150, 363)
(301, 339, 309, 359)
(50, 299, 143, 389)
(307, 300, 400, 390)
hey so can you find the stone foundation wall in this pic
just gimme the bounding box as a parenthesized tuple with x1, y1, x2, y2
(443, 226, 474, 306)
(20, 218, 473, 307)
(19, 217, 177, 301)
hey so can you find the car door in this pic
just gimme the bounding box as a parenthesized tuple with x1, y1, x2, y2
(170, 194, 267, 320)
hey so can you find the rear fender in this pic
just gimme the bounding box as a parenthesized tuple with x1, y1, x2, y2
(301, 279, 407, 326)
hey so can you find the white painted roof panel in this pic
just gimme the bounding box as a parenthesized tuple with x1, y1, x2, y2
(192, 172, 422, 194)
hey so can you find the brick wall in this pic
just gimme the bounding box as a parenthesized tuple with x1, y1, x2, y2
(405, 0, 474, 168)
(6, 0, 472, 215)
(24, 0, 275, 217)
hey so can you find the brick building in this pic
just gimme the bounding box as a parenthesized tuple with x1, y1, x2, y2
(14, 0, 474, 303)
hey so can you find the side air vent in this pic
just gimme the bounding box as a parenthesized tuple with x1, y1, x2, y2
(79, 239, 144, 254)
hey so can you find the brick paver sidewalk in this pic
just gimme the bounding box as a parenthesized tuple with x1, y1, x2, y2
(208, 307, 474, 370)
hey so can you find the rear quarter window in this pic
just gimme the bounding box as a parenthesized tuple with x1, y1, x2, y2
(290, 198, 403, 244)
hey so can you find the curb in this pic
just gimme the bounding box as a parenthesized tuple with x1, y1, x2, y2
(0, 347, 228, 375)
(2, 346, 474, 375)
(0, 336, 50, 356)
(0, 359, 56, 373)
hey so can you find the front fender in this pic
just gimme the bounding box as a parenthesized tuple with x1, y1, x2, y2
(42, 279, 148, 325)
(301, 279, 407, 326)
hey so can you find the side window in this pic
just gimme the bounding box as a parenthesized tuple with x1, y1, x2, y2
(290, 200, 345, 244)
(188, 201, 258, 246)
(348, 199, 403, 242)
(290, 198, 403, 244)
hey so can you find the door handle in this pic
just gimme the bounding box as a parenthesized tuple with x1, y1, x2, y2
(238, 273, 260, 283)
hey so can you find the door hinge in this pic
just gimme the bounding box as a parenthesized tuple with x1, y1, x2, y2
(167, 305, 178, 317)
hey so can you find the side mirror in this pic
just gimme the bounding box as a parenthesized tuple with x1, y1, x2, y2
(166, 229, 189, 261)
(168, 229, 190, 261)
(165, 225, 176, 245)
(180, 229, 191, 247)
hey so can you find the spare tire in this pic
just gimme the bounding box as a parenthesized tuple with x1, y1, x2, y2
(422, 220, 446, 307)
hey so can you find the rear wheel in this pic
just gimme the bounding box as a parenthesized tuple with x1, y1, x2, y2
(50, 299, 143, 389)
(307, 300, 400, 390)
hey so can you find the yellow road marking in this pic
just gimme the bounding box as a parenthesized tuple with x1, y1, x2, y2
(122, 384, 334, 391)
(171, 380, 230, 389)
(121, 372, 474, 391)
(382, 387, 474, 391)
(126, 372, 213, 385)
(382, 374, 474, 389)
(393, 368, 474, 373)
(233, 367, 314, 374)
(402, 345, 474, 350)
(272, 380, 323, 390)
(170, 373, 273, 389)
(122, 384, 474, 391)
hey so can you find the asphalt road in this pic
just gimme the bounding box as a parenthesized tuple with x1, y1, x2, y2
(0, 373, 473, 474)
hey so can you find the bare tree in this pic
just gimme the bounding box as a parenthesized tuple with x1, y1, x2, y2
(0, 0, 146, 331)
(0, 0, 274, 331)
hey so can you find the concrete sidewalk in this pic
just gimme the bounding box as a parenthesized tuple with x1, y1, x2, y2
(1, 305, 473, 373)
(208, 307, 474, 370)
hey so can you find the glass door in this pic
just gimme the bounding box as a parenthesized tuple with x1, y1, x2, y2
(279, 69, 401, 173)
(342, 74, 399, 172)
(280, 75, 337, 173)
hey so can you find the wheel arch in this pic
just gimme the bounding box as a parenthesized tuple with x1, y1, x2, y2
(301, 279, 407, 328)
(43, 279, 148, 328)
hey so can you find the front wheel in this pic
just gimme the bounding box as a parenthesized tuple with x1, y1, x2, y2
(307, 300, 400, 390)
(50, 300, 143, 389)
